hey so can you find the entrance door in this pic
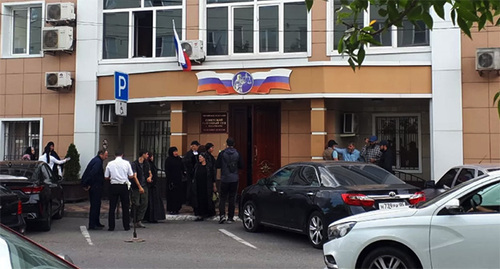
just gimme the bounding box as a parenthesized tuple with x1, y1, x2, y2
(229, 103, 281, 193)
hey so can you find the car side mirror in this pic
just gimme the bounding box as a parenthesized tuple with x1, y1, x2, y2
(424, 180, 436, 188)
(440, 198, 463, 215)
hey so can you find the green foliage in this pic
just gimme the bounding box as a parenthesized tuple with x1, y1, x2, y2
(64, 143, 81, 181)
(307, 0, 500, 117)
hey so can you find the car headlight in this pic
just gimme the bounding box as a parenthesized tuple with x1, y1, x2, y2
(327, 221, 356, 240)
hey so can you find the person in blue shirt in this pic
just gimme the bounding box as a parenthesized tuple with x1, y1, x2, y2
(334, 142, 361, 162)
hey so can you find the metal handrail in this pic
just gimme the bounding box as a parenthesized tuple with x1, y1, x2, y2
(394, 170, 427, 189)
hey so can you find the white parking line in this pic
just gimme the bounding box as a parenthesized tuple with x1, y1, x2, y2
(219, 229, 257, 249)
(80, 226, 94, 246)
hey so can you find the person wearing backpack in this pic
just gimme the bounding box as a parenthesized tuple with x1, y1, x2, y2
(216, 137, 243, 224)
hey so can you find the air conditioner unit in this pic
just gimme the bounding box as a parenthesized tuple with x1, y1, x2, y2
(476, 48, 500, 71)
(45, 72, 72, 89)
(181, 40, 206, 62)
(101, 104, 117, 125)
(343, 113, 358, 134)
(42, 26, 73, 52)
(46, 3, 76, 24)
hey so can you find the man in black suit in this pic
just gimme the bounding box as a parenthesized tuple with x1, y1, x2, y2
(182, 140, 200, 204)
(81, 150, 108, 230)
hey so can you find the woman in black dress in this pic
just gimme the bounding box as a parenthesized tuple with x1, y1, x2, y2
(191, 148, 217, 221)
(165, 147, 185, 215)
(144, 153, 166, 223)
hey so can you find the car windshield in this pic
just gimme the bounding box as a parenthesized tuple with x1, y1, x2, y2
(416, 174, 491, 208)
(0, 226, 73, 269)
(0, 168, 36, 182)
(325, 164, 406, 186)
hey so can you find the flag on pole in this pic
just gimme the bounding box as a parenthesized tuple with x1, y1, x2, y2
(173, 20, 191, 71)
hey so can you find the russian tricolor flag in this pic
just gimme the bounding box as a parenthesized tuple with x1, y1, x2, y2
(173, 20, 191, 71)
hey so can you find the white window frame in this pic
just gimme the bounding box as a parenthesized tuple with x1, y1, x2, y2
(326, 1, 430, 56)
(202, 0, 311, 61)
(0, 118, 43, 161)
(372, 113, 422, 173)
(1, 2, 44, 58)
(101, 0, 186, 61)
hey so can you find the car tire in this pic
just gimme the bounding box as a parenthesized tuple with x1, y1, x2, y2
(39, 203, 52, 231)
(53, 199, 64, 220)
(242, 201, 261, 232)
(307, 211, 327, 249)
(361, 246, 420, 269)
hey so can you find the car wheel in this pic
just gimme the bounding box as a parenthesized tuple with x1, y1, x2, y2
(53, 199, 64, 220)
(308, 211, 326, 249)
(39, 203, 52, 231)
(242, 201, 261, 232)
(361, 246, 420, 269)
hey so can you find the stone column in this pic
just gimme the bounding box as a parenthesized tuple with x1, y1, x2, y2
(310, 99, 327, 160)
(170, 102, 187, 152)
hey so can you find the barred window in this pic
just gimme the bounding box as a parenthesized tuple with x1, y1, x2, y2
(2, 121, 40, 160)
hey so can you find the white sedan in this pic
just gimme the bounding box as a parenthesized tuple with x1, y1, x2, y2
(323, 170, 500, 269)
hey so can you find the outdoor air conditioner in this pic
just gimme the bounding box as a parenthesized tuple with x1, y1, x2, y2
(343, 113, 358, 134)
(101, 104, 117, 125)
(45, 72, 72, 89)
(181, 40, 206, 63)
(46, 3, 76, 24)
(42, 26, 74, 52)
(476, 48, 500, 71)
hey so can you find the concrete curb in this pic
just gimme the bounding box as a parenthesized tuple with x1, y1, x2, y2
(64, 211, 241, 222)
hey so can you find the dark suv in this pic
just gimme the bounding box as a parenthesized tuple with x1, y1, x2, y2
(0, 161, 65, 231)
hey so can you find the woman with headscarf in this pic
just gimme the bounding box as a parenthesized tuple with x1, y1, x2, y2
(144, 153, 166, 223)
(22, 146, 35, 160)
(191, 146, 217, 221)
(164, 146, 185, 215)
(38, 142, 69, 177)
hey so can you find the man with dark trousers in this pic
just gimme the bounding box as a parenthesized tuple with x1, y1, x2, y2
(105, 150, 134, 231)
(131, 150, 152, 228)
(182, 140, 200, 204)
(216, 138, 243, 224)
(81, 150, 108, 230)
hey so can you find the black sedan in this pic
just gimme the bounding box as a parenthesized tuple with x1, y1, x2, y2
(239, 161, 424, 248)
(0, 161, 65, 231)
(0, 185, 27, 234)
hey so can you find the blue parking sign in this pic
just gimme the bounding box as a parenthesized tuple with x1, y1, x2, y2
(114, 71, 129, 101)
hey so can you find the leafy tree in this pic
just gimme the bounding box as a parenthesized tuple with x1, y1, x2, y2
(63, 143, 81, 181)
(306, 0, 500, 116)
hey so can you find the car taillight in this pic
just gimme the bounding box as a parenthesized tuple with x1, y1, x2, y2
(342, 193, 375, 207)
(409, 191, 426, 205)
(17, 200, 22, 215)
(21, 186, 44, 194)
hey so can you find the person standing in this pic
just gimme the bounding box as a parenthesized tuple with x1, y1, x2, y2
(183, 140, 200, 205)
(22, 146, 35, 160)
(322, 140, 339, 160)
(191, 148, 217, 221)
(131, 150, 152, 228)
(39, 142, 70, 177)
(105, 150, 134, 231)
(216, 138, 243, 224)
(204, 142, 217, 217)
(144, 153, 166, 223)
(360, 135, 382, 164)
(334, 142, 361, 162)
(378, 140, 394, 174)
(165, 146, 185, 215)
(81, 150, 108, 230)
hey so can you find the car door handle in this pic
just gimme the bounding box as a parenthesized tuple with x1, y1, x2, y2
(306, 192, 314, 196)
(278, 191, 284, 195)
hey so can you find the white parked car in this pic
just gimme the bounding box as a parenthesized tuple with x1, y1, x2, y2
(323, 170, 500, 269)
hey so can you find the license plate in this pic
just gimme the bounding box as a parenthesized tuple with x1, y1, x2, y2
(379, 202, 407, 210)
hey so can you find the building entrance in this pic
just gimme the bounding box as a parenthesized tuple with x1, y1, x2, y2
(229, 103, 280, 193)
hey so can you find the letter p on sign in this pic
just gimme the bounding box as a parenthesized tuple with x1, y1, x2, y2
(114, 71, 129, 102)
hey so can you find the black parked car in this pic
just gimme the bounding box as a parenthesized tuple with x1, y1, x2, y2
(0, 161, 65, 231)
(239, 161, 424, 248)
(0, 185, 27, 234)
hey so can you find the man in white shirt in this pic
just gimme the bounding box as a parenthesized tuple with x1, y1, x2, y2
(105, 150, 134, 231)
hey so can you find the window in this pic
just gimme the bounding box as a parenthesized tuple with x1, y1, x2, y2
(1, 4, 42, 57)
(206, 0, 308, 56)
(2, 120, 40, 160)
(331, 0, 429, 51)
(269, 166, 296, 186)
(137, 119, 170, 171)
(291, 166, 318, 186)
(103, 0, 183, 59)
(374, 115, 420, 171)
(436, 168, 458, 189)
